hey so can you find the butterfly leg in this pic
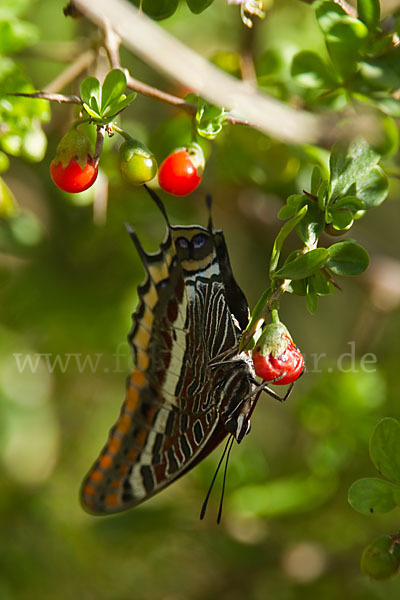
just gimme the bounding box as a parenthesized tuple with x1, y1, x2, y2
(248, 376, 293, 402)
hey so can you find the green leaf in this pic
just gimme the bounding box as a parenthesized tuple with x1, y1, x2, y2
(296, 202, 325, 247)
(269, 206, 308, 277)
(278, 205, 296, 220)
(329, 137, 380, 201)
(196, 102, 227, 140)
(273, 248, 329, 280)
(131, 0, 179, 20)
(311, 166, 323, 195)
(290, 278, 307, 296)
(309, 270, 333, 296)
(327, 240, 369, 275)
(348, 478, 399, 515)
(0, 18, 38, 54)
(317, 179, 328, 210)
(89, 95, 101, 116)
(315, 0, 347, 34)
(370, 418, 400, 486)
(329, 208, 353, 230)
(0, 176, 18, 218)
(355, 165, 388, 208)
(278, 194, 307, 219)
(80, 76, 101, 108)
(331, 196, 365, 211)
(375, 97, 400, 119)
(186, 0, 214, 14)
(0, 151, 10, 174)
(101, 69, 127, 112)
(325, 17, 369, 79)
(359, 59, 400, 91)
(82, 103, 101, 120)
(291, 51, 336, 89)
(357, 0, 380, 31)
(101, 93, 137, 117)
(306, 280, 319, 314)
(287, 194, 306, 208)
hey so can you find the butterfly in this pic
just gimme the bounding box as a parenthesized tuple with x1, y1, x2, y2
(81, 187, 287, 517)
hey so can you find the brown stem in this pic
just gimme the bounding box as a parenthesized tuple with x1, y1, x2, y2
(9, 92, 82, 104)
(125, 74, 251, 126)
(332, 0, 357, 18)
(93, 126, 106, 166)
(101, 17, 122, 69)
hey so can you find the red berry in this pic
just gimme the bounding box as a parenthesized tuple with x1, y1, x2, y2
(252, 322, 304, 386)
(50, 158, 98, 193)
(158, 146, 203, 196)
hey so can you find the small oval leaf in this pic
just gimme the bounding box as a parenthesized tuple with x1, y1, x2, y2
(370, 418, 400, 486)
(186, 0, 214, 14)
(80, 76, 101, 107)
(348, 477, 399, 515)
(327, 241, 369, 275)
(101, 69, 127, 112)
(274, 248, 329, 280)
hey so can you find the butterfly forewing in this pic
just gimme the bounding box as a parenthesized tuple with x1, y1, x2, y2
(81, 215, 254, 515)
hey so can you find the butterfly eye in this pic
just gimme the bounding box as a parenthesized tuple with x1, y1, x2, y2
(176, 237, 189, 248)
(192, 233, 208, 249)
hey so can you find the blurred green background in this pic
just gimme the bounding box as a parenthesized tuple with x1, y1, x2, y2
(1, 0, 400, 598)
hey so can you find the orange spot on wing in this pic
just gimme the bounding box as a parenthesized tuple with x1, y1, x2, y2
(99, 454, 113, 469)
(125, 387, 139, 412)
(137, 350, 150, 370)
(91, 469, 103, 483)
(83, 484, 96, 497)
(130, 370, 147, 388)
(119, 464, 130, 474)
(134, 325, 151, 350)
(142, 305, 154, 330)
(116, 413, 132, 435)
(105, 493, 119, 507)
(112, 478, 121, 489)
(108, 437, 121, 454)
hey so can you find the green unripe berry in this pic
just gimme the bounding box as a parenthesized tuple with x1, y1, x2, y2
(361, 535, 400, 580)
(119, 139, 157, 186)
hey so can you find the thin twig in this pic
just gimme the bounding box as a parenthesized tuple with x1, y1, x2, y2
(101, 18, 122, 69)
(10, 92, 82, 104)
(332, 0, 357, 18)
(93, 126, 106, 166)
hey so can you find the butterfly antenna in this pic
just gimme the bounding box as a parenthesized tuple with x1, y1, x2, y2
(200, 435, 232, 521)
(124, 223, 151, 273)
(205, 194, 214, 232)
(143, 184, 171, 228)
(217, 434, 235, 524)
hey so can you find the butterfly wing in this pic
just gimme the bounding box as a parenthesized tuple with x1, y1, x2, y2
(81, 218, 252, 515)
